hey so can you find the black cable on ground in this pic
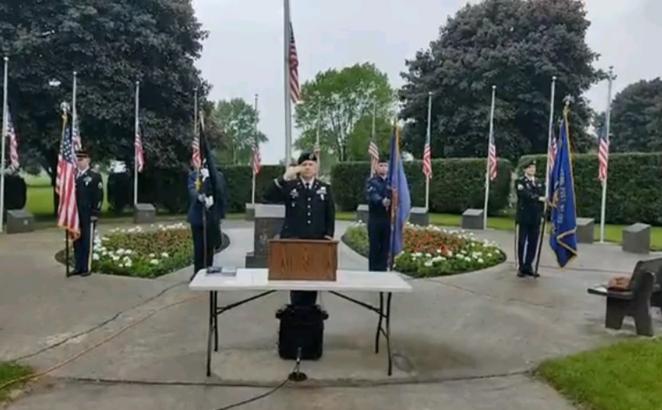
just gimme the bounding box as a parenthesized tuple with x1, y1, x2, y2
(214, 362, 297, 410)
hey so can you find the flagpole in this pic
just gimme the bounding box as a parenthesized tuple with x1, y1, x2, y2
(600, 67, 614, 243)
(425, 91, 432, 211)
(315, 102, 321, 171)
(252, 93, 258, 205)
(72, 71, 77, 144)
(134, 80, 140, 206)
(545, 76, 557, 201)
(0, 56, 8, 233)
(283, 0, 292, 165)
(483, 85, 496, 230)
(370, 101, 376, 177)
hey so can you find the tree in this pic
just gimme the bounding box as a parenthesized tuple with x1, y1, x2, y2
(294, 63, 394, 162)
(212, 98, 267, 165)
(607, 78, 662, 152)
(0, 0, 208, 210)
(399, 0, 603, 161)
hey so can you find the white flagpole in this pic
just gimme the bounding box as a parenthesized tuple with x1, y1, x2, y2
(425, 91, 432, 211)
(600, 66, 614, 243)
(72, 71, 77, 144)
(315, 102, 321, 171)
(483, 85, 496, 230)
(370, 101, 376, 177)
(252, 93, 258, 205)
(193, 87, 198, 136)
(544, 76, 557, 201)
(133, 81, 140, 206)
(0, 56, 8, 233)
(283, 0, 292, 165)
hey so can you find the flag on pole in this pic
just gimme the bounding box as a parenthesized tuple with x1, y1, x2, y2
(192, 127, 201, 170)
(422, 139, 432, 178)
(288, 23, 301, 103)
(56, 111, 80, 239)
(487, 131, 497, 181)
(549, 109, 578, 268)
(72, 113, 82, 151)
(598, 126, 609, 182)
(368, 139, 379, 171)
(135, 124, 144, 173)
(5, 110, 19, 170)
(388, 126, 411, 266)
(548, 130, 558, 173)
(252, 143, 261, 175)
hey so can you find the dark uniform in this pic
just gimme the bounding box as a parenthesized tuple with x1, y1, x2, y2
(73, 156, 103, 276)
(263, 152, 335, 305)
(187, 165, 227, 278)
(365, 174, 391, 271)
(516, 164, 544, 277)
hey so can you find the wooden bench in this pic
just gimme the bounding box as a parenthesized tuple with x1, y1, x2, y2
(637, 258, 662, 313)
(588, 269, 655, 336)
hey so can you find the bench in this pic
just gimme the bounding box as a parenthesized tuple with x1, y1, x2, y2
(636, 257, 662, 314)
(587, 269, 655, 336)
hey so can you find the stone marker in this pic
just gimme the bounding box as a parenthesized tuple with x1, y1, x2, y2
(409, 207, 429, 227)
(6, 209, 34, 234)
(133, 203, 156, 224)
(576, 217, 595, 244)
(622, 223, 650, 254)
(356, 204, 369, 223)
(461, 209, 484, 230)
(245, 204, 285, 268)
(245, 203, 255, 221)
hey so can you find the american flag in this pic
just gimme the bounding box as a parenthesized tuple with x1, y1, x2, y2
(548, 132, 558, 172)
(487, 131, 497, 181)
(192, 128, 201, 169)
(288, 23, 301, 104)
(422, 140, 432, 179)
(56, 112, 80, 238)
(72, 112, 82, 150)
(368, 139, 379, 173)
(135, 125, 144, 173)
(5, 110, 19, 170)
(251, 143, 261, 175)
(598, 127, 609, 182)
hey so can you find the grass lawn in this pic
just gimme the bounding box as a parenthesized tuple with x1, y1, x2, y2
(538, 338, 662, 410)
(0, 362, 32, 403)
(25, 175, 110, 217)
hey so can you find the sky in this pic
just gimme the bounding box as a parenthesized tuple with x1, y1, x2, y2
(192, 0, 662, 164)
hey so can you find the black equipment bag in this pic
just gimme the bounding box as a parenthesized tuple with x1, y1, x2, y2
(276, 304, 328, 360)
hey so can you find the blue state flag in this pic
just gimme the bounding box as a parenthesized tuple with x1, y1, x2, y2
(388, 126, 411, 267)
(548, 113, 578, 267)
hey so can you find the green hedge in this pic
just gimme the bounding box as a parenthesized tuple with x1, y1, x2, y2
(518, 152, 662, 225)
(221, 165, 284, 213)
(331, 158, 513, 214)
(3, 174, 27, 211)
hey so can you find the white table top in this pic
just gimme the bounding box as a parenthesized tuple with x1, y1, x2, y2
(189, 268, 412, 293)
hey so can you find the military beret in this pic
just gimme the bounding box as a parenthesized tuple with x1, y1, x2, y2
(297, 151, 318, 165)
(75, 149, 90, 159)
(522, 159, 536, 168)
(377, 155, 390, 163)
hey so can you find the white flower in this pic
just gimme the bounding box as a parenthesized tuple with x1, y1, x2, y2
(424, 260, 433, 267)
(478, 258, 484, 264)
(125, 260, 133, 267)
(150, 259, 159, 265)
(116, 249, 125, 255)
(112, 255, 120, 262)
(447, 251, 453, 257)
(149, 253, 156, 258)
(161, 252, 169, 258)
(119, 263, 125, 268)
(92, 253, 100, 261)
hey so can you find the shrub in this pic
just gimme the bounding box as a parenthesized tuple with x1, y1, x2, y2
(221, 165, 285, 213)
(107, 172, 133, 214)
(331, 158, 513, 213)
(518, 152, 662, 225)
(3, 173, 27, 210)
(343, 222, 505, 277)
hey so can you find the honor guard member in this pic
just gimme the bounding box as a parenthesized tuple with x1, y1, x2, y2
(516, 160, 545, 278)
(72, 149, 103, 276)
(188, 161, 227, 280)
(264, 151, 335, 306)
(365, 157, 391, 271)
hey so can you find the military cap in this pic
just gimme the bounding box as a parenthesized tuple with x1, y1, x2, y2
(297, 151, 318, 165)
(377, 154, 390, 163)
(522, 159, 536, 168)
(75, 149, 90, 159)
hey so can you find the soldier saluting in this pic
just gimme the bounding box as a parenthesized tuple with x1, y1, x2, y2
(72, 149, 103, 277)
(264, 151, 335, 306)
(365, 157, 391, 271)
(516, 160, 545, 278)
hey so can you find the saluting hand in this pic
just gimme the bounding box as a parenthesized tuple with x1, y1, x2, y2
(283, 166, 300, 181)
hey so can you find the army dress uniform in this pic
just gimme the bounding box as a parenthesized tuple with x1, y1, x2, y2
(516, 171, 544, 277)
(73, 163, 103, 276)
(263, 153, 335, 306)
(365, 174, 391, 271)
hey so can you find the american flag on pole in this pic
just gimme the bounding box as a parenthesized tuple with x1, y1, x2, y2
(368, 138, 379, 172)
(288, 23, 301, 104)
(192, 127, 201, 169)
(548, 131, 558, 173)
(598, 126, 609, 182)
(251, 143, 261, 175)
(422, 139, 432, 178)
(56, 112, 80, 238)
(487, 132, 497, 181)
(135, 125, 144, 173)
(72, 112, 82, 150)
(5, 110, 19, 170)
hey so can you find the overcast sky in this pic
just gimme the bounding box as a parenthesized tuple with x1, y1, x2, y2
(192, 0, 662, 164)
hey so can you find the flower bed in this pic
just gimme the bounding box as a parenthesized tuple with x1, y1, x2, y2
(343, 222, 505, 277)
(91, 223, 194, 278)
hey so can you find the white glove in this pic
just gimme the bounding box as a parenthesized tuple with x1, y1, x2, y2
(283, 166, 300, 181)
(382, 198, 391, 208)
(205, 196, 214, 209)
(200, 168, 210, 180)
(198, 194, 205, 203)
(538, 196, 546, 203)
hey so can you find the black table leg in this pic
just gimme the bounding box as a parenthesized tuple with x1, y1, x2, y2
(213, 292, 219, 352)
(386, 292, 392, 376)
(375, 292, 384, 354)
(206, 291, 214, 377)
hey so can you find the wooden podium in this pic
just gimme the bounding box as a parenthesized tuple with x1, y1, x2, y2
(267, 239, 338, 281)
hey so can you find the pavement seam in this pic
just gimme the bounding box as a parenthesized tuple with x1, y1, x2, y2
(9, 279, 189, 362)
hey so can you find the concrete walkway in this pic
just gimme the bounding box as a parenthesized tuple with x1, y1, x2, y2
(1, 220, 660, 409)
